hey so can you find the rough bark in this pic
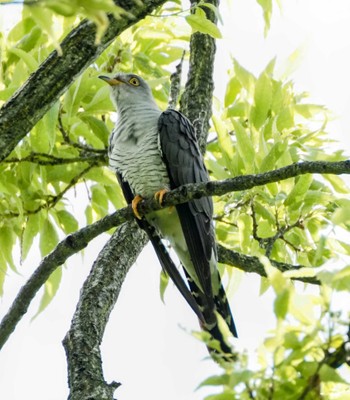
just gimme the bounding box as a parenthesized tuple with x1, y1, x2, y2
(63, 221, 148, 400)
(180, 0, 218, 152)
(0, 0, 167, 162)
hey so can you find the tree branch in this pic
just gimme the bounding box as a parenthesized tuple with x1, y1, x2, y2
(180, 0, 218, 152)
(0, 205, 132, 351)
(2, 159, 347, 350)
(148, 159, 350, 212)
(3, 151, 107, 166)
(0, 0, 167, 162)
(63, 221, 148, 400)
(217, 245, 320, 284)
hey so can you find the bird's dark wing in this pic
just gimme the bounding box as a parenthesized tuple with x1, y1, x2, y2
(158, 109, 216, 299)
(116, 172, 205, 323)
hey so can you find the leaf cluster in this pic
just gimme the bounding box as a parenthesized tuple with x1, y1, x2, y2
(208, 59, 350, 276)
(0, 2, 189, 300)
(200, 54, 350, 400)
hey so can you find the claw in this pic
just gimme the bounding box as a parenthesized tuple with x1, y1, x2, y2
(131, 195, 143, 220)
(154, 189, 169, 205)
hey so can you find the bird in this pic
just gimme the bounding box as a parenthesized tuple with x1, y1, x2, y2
(99, 72, 237, 359)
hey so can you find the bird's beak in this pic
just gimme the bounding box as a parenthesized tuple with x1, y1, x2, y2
(98, 75, 122, 86)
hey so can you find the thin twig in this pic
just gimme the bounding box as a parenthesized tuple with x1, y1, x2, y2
(168, 51, 185, 109)
(4, 151, 107, 166)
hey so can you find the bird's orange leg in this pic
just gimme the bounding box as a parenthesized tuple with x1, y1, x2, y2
(154, 189, 174, 213)
(131, 195, 143, 220)
(154, 188, 169, 205)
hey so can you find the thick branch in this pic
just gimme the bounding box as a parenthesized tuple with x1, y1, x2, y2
(0, 0, 167, 162)
(63, 221, 148, 400)
(180, 0, 218, 152)
(1, 159, 348, 349)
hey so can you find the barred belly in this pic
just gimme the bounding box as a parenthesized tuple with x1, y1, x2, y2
(109, 124, 169, 198)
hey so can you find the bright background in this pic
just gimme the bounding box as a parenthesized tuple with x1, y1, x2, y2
(1, 1, 350, 399)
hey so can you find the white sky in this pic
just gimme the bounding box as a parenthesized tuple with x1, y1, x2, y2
(1, 1, 350, 400)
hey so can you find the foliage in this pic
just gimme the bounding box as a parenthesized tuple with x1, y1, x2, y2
(0, 0, 349, 399)
(0, 0, 189, 298)
(211, 57, 349, 270)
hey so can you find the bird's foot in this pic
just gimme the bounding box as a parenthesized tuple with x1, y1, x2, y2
(154, 189, 169, 205)
(131, 195, 143, 220)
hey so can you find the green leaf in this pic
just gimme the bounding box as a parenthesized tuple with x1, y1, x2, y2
(204, 393, 235, 400)
(283, 331, 301, 350)
(251, 72, 272, 129)
(261, 256, 287, 295)
(212, 115, 234, 174)
(159, 270, 169, 303)
(332, 210, 350, 230)
(295, 104, 327, 119)
(290, 293, 315, 325)
(324, 175, 349, 194)
(39, 218, 59, 257)
(233, 59, 256, 93)
(322, 265, 350, 291)
(8, 47, 38, 72)
(0, 227, 16, 271)
(56, 210, 79, 234)
(186, 12, 222, 39)
(200, 3, 223, 24)
(276, 107, 294, 131)
(224, 77, 241, 108)
(274, 288, 290, 319)
(227, 102, 246, 118)
(43, 101, 59, 151)
(91, 185, 108, 216)
(46, 0, 77, 17)
(64, 75, 84, 119)
(25, 4, 62, 55)
(84, 86, 113, 113)
(259, 276, 270, 295)
(7, 17, 35, 43)
(253, 201, 275, 224)
(259, 140, 287, 172)
(105, 185, 126, 210)
(237, 214, 252, 252)
(22, 213, 41, 262)
(232, 119, 255, 173)
(319, 364, 348, 384)
(80, 115, 110, 146)
(257, 220, 274, 238)
(32, 266, 62, 318)
(84, 205, 92, 225)
(256, 0, 273, 36)
(284, 175, 313, 207)
(199, 374, 229, 388)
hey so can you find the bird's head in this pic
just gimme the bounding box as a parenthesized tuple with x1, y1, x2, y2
(99, 73, 155, 111)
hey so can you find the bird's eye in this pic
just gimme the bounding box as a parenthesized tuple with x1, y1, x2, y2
(129, 77, 140, 86)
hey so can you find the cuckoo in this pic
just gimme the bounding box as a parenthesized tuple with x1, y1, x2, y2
(99, 73, 237, 358)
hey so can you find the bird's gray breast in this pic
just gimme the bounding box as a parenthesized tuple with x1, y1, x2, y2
(108, 109, 170, 197)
